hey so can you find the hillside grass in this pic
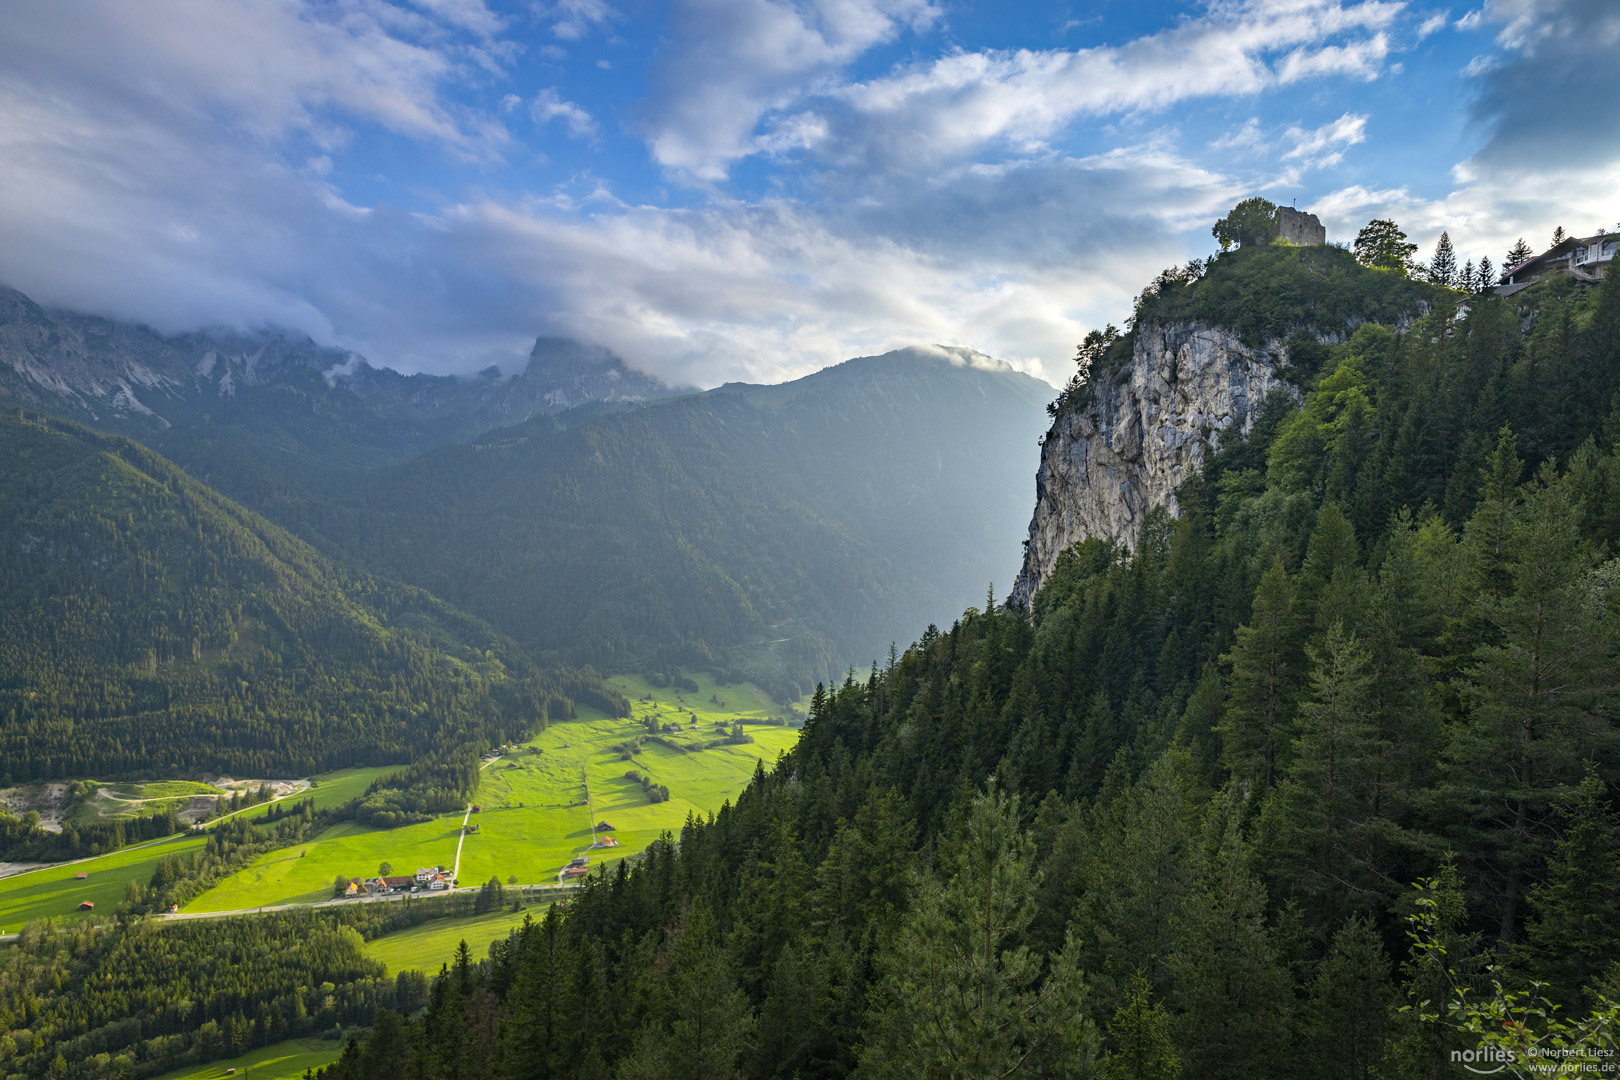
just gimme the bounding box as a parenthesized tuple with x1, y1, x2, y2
(186, 678, 801, 911)
(0, 767, 397, 928)
(148, 1035, 348, 1080)
(363, 907, 533, 975)
(0, 834, 208, 931)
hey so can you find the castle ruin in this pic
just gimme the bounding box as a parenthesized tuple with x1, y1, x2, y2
(1277, 207, 1327, 246)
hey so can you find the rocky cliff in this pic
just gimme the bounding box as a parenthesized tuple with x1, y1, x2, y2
(1009, 322, 1300, 606)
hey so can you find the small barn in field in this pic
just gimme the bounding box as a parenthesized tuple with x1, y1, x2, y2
(77, 901, 95, 910)
(75, 871, 88, 879)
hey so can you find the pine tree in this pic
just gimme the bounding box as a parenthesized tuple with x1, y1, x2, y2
(1461, 258, 1476, 294)
(1258, 623, 1380, 928)
(1523, 766, 1620, 1008)
(1478, 255, 1494, 289)
(1168, 799, 1294, 1080)
(1505, 237, 1533, 271)
(1219, 559, 1305, 789)
(1553, 226, 1567, 245)
(1429, 232, 1457, 288)
(1302, 916, 1395, 1080)
(1102, 973, 1179, 1080)
(1446, 461, 1618, 941)
(616, 904, 755, 1080)
(856, 784, 1098, 1079)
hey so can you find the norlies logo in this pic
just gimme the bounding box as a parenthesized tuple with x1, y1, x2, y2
(1453, 1047, 1515, 1074)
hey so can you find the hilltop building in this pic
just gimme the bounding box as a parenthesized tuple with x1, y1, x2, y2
(1277, 207, 1327, 246)
(1499, 231, 1618, 294)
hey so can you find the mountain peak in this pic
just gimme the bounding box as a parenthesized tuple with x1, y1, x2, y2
(519, 337, 683, 409)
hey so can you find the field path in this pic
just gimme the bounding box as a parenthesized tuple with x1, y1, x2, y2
(449, 756, 501, 887)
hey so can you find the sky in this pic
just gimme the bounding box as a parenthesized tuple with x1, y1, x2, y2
(0, 0, 1615, 388)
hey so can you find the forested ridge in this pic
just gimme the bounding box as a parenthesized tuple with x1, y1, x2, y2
(317, 254, 1620, 1078)
(0, 411, 622, 797)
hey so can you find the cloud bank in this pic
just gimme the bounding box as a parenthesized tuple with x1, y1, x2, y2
(0, 0, 1611, 387)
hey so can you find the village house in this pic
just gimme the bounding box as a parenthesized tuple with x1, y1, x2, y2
(1499, 231, 1618, 294)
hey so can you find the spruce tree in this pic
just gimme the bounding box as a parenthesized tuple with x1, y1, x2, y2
(1302, 916, 1395, 1080)
(1478, 255, 1494, 289)
(856, 785, 1098, 1079)
(1102, 973, 1179, 1080)
(1505, 237, 1533, 270)
(1429, 232, 1457, 288)
(1219, 559, 1305, 789)
(1446, 460, 1618, 941)
(1168, 798, 1294, 1080)
(1523, 766, 1620, 1008)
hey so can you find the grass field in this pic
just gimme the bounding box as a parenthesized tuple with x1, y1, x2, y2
(149, 1036, 348, 1080)
(0, 833, 208, 932)
(363, 908, 533, 974)
(285, 767, 394, 814)
(186, 674, 801, 912)
(0, 766, 401, 930)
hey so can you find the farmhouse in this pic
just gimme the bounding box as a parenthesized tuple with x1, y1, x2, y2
(415, 866, 445, 884)
(596, 821, 616, 831)
(78, 901, 94, 910)
(592, 835, 620, 848)
(560, 866, 590, 881)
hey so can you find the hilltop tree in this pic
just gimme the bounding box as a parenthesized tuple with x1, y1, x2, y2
(1505, 237, 1534, 270)
(1213, 197, 1280, 250)
(1429, 232, 1458, 288)
(1553, 226, 1567, 245)
(1478, 255, 1495, 289)
(1354, 219, 1419, 274)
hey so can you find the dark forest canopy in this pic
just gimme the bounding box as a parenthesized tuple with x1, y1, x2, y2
(314, 262, 1620, 1079)
(0, 412, 625, 796)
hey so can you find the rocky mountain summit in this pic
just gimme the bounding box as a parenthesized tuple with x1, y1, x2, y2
(1008, 323, 1297, 606)
(0, 284, 681, 453)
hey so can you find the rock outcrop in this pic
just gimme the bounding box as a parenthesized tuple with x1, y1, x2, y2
(1009, 322, 1300, 606)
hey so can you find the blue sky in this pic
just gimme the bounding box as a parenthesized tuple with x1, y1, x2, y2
(0, 0, 1615, 387)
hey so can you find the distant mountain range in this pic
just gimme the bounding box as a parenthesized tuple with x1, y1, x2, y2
(0, 284, 1054, 697)
(334, 346, 1054, 697)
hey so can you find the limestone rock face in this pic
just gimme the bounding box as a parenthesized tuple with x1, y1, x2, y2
(1009, 323, 1299, 606)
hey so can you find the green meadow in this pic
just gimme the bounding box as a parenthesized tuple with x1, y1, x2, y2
(0, 833, 207, 932)
(149, 1036, 348, 1080)
(0, 766, 399, 929)
(186, 675, 801, 911)
(186, 816, 465, 912)
(363, 907, 533, 975)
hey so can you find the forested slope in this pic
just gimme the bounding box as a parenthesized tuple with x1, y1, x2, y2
(0, 411, 606, 785)
(318, 262, 1620, 1078)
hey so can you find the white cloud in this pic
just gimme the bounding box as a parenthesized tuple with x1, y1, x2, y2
(532, 88, 598, 138)
(1281, 112, 1367, 169)
(0, 0, 509, 156)
(1416, 11, 1449, 38)
(755, 0, 1403, 177)
(544, 0, 616, 41)
(641, 0, 941, 181)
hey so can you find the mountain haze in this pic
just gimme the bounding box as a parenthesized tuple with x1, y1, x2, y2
(336, 346, 1052, 697)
